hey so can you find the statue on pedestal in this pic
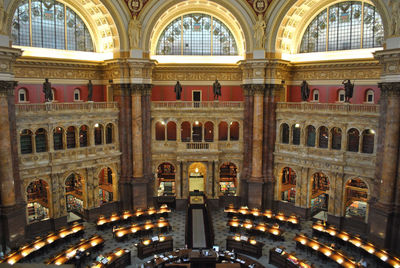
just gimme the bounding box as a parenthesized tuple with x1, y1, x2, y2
(213, 79, 222, 100)
(128, 16, 141, 49)
(87, 80, 93, 101)
(43, 78, 52, 102)
(389, 0, 400, 36)
(342, 79, 354, 103)
(174, 81, 182, 100)
(300, 80, 310, 102)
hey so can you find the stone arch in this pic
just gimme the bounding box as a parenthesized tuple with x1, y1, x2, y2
(141, 0, 252, 56)
(266, 0, 389, 54)
(342, 176, 371, 221)
(6, 0, 123, 52)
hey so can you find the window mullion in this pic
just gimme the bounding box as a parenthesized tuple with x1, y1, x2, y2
(360, 1, 364, 48)
(29, 0, 32, 46)
(180, 16, 183, 55)
(326, 7, 329, 51)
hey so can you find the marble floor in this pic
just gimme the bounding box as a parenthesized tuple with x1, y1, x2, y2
(21, 208, 381, 267)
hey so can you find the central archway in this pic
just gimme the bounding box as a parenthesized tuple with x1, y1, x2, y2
(188, 162, 207, 194)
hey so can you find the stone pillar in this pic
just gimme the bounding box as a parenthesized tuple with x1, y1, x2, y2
(368, 48, 400, 251)
(132, 85, 143, 179)
(247, 85, 265, 208)
(113, 83, 133, 211)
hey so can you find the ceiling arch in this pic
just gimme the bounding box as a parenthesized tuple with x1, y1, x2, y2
(6, 0, 123, 53)
(267, 0, 390, 54)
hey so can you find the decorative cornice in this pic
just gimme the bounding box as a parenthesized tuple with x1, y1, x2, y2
(0, 81, 18, 97)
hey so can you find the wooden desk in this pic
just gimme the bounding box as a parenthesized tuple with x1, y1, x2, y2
(269, 247, 312, 268)
(226, 236, 264, 258)
(91, 248, 131, 268)
(137, 236, 173, 259)
(114, 219, 171, 240)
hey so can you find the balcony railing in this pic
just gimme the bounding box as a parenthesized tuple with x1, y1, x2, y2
(152, 101, 244, 109)
(16, 102, 119, 113)
(276, 102, 379, 114)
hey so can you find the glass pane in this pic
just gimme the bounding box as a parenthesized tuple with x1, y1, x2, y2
(31, 0, 43, 47)
(42, 0, 56, 49)
(212, 17, 237, 55)
(12, 0, 30, 46)
(66, 8, 76, 50)
(55, 2, 65, 49)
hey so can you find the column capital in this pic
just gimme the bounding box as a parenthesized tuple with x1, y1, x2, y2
(131, 83, 153, 95)
(0, 80, 17, 97)
(241, 84, 265, 96)
(378, 82, 400, 97)
(112, 83, 131, 96)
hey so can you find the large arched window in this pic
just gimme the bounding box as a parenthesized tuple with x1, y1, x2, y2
(281, 123, 289, 144)
(12, 0, 94, 52)
(156, 13, 238, 56)
(306, 125, 316, 147)
(300, 1, 383, 53)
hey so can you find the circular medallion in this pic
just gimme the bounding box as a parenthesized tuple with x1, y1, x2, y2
(128, 0, 143, 13)
(253, 0, 268, 13)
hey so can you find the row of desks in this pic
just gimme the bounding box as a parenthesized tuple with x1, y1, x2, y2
(224, 206, 300, 228)
(136, 235, 174, 259)
(0, 222, 85, 265)
(269, 247, 312, 268)
(313, 222, 400, 267)
(226, 235, 264, 258)
(114, 218, 171, 240)
(46, 235, 105, 265)
(91, 248, 131, 268)
(294, 234, 357, 268)
(227, 219, 284, 240)
(97, 205, 171, 228)
(142, 249, 266, 268)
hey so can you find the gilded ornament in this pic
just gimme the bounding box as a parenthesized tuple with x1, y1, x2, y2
(253, 0, 268, 13)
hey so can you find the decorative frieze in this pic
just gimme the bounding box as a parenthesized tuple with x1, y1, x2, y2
(378, 82, 400, 97)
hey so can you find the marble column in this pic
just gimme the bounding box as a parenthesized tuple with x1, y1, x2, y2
(132, 85, 144, 179)
(247, 85, 265, 208)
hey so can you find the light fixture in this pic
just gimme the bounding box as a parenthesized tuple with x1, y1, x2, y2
(195, 121, 199, 125)
(94, 123, 99, 128)
(195, 168, 199, 173)
(295, 124, 300, 128)
(370, 129, 375, 134)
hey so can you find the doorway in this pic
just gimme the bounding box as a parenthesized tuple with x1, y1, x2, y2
(192, 91, 201, 108)
(188, 162, 207, 194)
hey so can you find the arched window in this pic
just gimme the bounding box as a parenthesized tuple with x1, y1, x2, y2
(306, 125, 316, 147)
(280, 167, 296, 203)
(219, 163, 238, 196)
(292, 124, 301, 145)
(192, 121, 203, 142)
(66, 126, 76, 148)
(65, 173, 84, 213)
(99, 167, 115, 205)
(230, 121, 239, 141)
(365, 89, 374, 103)
(181, 122, 191, 142)
(12, 0, 94, 52)
(300, 1, 383, 53)
(106, 123, 113, 144)
(331, 127, 342, 150)
(338, 89, 345, 102)
(156, 13, 238, 56)
(27, 179, 49, 223)
(281, 123, 289, 144)
(312, 89, 319, 102)
(79, 125, 88, 147)
(347, 128, 360, 152)
(362, 129, 375, 154)
(204, 121, 214, 142)
(310, 172, 330, 213)
(74, 89, 81, 101)
(94, 124, 103, 145)
(318, 126, 329, 148)
(157, 163, 176, 196)
(18, 88, 28, 102)
(167, 122, 176, 141)
(20, 129, 33, 154)
(345, 178, 368, 221)
(219, 122, 228, 141)
(53, 127, 64, 150)
(35, 128, 47, 153)
(156, 121, 166, 141)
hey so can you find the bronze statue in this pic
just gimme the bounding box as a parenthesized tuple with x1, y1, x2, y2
(43, 78, 52, 102)
(342, 79, 354, 102)
(213, 79, 222, 100)
(174, 81, 182, 100)
(87, 80, 93, 101)
(300, 80, 310, 101)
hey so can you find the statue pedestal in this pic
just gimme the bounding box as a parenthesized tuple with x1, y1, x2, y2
(130, 49, 143, 58)
(0, 35, 10, 47)
(387, 37, 400, 49)
(253, 49, 266, 59)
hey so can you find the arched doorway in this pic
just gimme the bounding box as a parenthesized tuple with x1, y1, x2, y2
(310, 172, 329, 215)
(219, 163, 237, 196)
(280, 167, 296, 203)
(188, 163, 207, 194)
(26, 179, 50, 223)
(65, 173, 84, 219)
(98, 167, 116, 206)
(157, 163, 176, 196)
(344, 178, 369, 221)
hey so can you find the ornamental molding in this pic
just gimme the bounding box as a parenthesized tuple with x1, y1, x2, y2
(378, 82, 400, 97)
(0, 80, 17, 96)
(153, 65, 242, 81)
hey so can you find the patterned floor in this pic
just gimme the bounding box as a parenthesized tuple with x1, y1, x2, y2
(21, 208, 379, 267)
